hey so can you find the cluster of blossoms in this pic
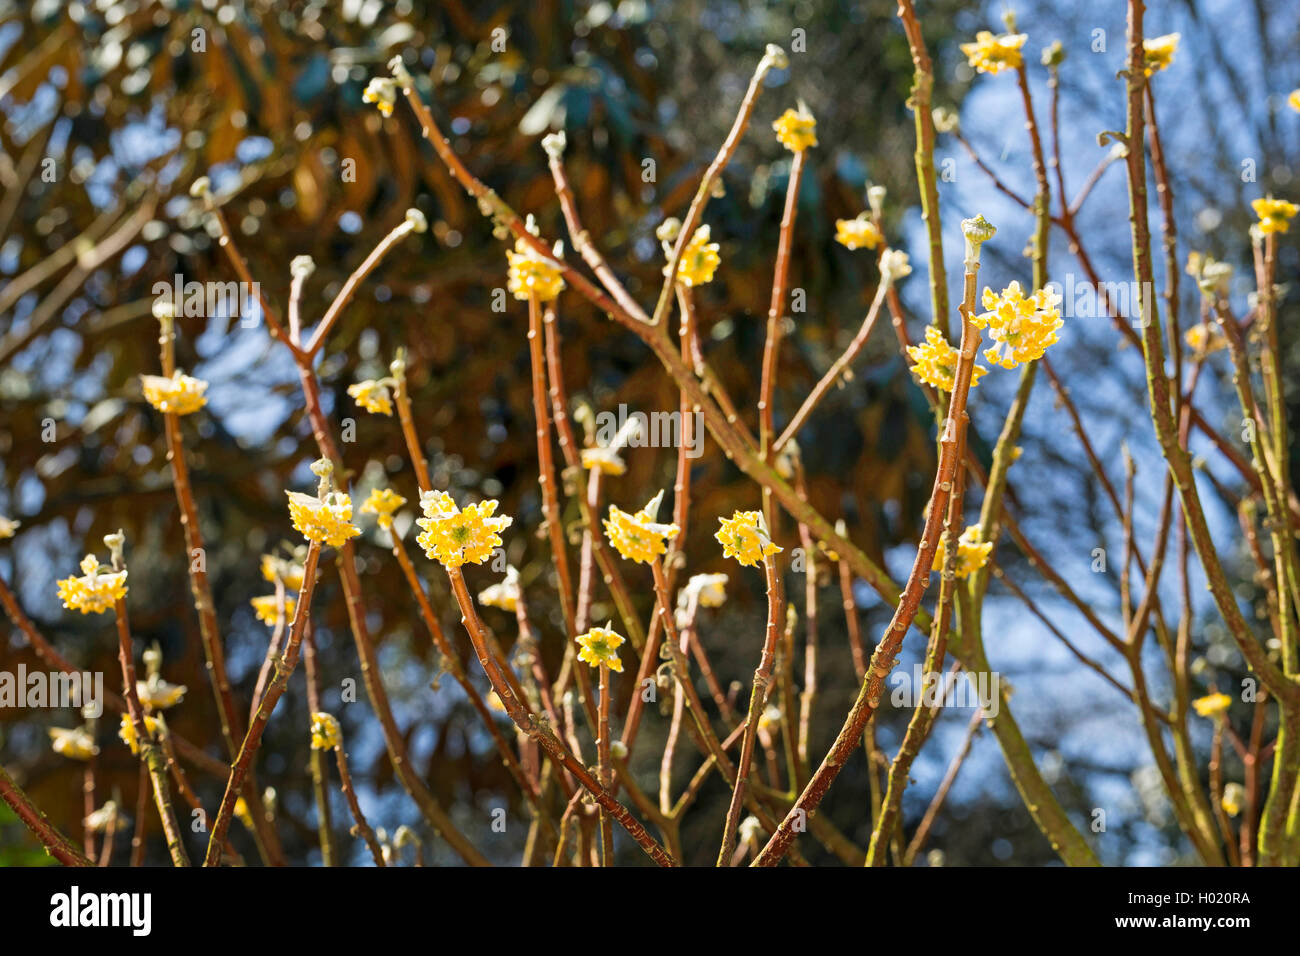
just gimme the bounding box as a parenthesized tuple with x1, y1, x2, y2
(959, 30, 1028, 75)
(604, 491, 680, 564)
(581, 444, 627, 476)
(1193, 692, 1233, 720)
(0, 514, 18, 538)
(834, 215, 883, 251)
(310, 712, 342, 751)
(772, 105, 817, 153)
(972, 281, 1063, 370)
(348, 379, 394, 416)
(261, 554, 306, 592)
(84, 801, 118, 833)
(57, 554, 128, 615)
(506, 234, 566, 302)
(118, 713, 160, 755)
(906, 326, 988, 393)
(415, 491, 512, 569)
(1142, 33, 1180, 75)
(478, 564, 521, 612)
(1184, 323, 1227, 356)
(140, 370, 209, 416)
(931, 525, 993, 579)
(673, 225, 721, 287)
(715, 511, 782, 568)
(362, 76, 398, 116)
(1251, 197, 1299, 235)
(137, 673, 187, 711)
(360, 487, 407, 530)
(48, 726, 98, 761)
(287, 460, 360, 548)
(250, 594, 296, 626)
(575, 625, 625, 672)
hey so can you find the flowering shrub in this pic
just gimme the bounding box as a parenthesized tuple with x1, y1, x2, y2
(2, 1, 1299, 874)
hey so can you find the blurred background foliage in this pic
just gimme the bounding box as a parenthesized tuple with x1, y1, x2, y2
(0, 0, 1296, 866)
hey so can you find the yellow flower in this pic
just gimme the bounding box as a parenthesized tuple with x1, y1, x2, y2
(362, 76, 397, 116)
(287, 490, 360, 548)
(1222, 782, 1244, 818)
(140, 371, 208, 416)
(261, 554, 305, 592)
(674, 225, 721, 287)
(137, 675, 187, 711)
(1251, 197, 1299, 235)
(118, 713, 160, 755)
(581, 446, 627, 476)
(250, 594, 296, 626)
(310, 712, 341, 751)
(234, 796, 254, 829)
(772, 106, 817, 152)
(959, 31, 1028, 75)
(49, 726, 98, 761)
(931, 525, 992, 579)
(360, 487, 407, 529)
(0, 515, 18, 539)
(715, 511, 782, 568)
(575, 625, 625, 672)
(415, 491, 512, 568)
(57, 556, 128, 615)
(604, 492, 680, 564)
(973, 281, 1063, 370)
(757, 705, 781, 733)
(1184, 324, 1226, 355)
(906, 326, 988, 393)
(835, 217, 883, 251)
(1142, 33, 1179, 76)
(506, 237, 566, 302)
(347, 380, 393, 416)
(1290, 90, 1300, 113)
(478, 565, 521, 613)
(686, 572, 729, 608)
(1193, 692, 1232, 719)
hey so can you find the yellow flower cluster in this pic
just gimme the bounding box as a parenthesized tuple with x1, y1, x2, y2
(1193, 692, 1232, 719)
(287, 490, 360, 548)
(1222, 782, 1244, 817)
(119, 713, 161, 755)
(478, 565, 521, 613)
(415, 491, 512, 568)
(835, 216, 883, 251)
(57, 555, 128, 615)
(1184, 324, 1227, 356)
(347, 380, 393, 416)
(506, 237, 566, 302)
(674, 225, 721, 287)
(137, 675, 187, 711)
(1142, 33, 1179, 75)
(141, 371, 208, 416)
(360, 487, 407, 529)
(1252, 197, 1299, 235)
(715, 511, 782, 568)
(575, 625, 625, 672)
(310, 712, 342, 751)
(906, 326, 988, 393)
(931, 525, 993, 579)
(772, 107, 817, 152)
(261, 554, 306, 592)
(0, 515, 19, 539)
(362, 76, 397, 116)
(49, 726, 98, 761)
(1290, 90, 1300, 113)
(581, 445, 628, 476)
(959, 31, 1028, 75)
(604, 493, 680, 564)
(973, 281, 1063, 370)
(250, 594, 296, 626)
(686, 572, 729, 608)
